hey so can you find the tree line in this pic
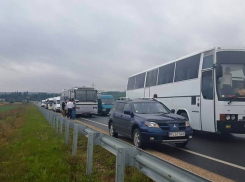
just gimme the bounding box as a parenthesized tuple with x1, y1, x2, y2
(0, 92, 58, 103)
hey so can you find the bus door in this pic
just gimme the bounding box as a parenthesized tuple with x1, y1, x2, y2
(201, 70, 215, 132)
(144, 87, 150, 98)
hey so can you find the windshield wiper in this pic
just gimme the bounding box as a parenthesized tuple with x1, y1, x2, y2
(228, 94, 238, 105)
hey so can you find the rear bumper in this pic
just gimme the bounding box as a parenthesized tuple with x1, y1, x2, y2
(217, 121, 245, 134)
(75, 111, 97, 115)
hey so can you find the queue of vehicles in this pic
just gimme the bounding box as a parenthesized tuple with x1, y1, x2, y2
(40, 48, 245, 148)
(41, 87, 115, 116)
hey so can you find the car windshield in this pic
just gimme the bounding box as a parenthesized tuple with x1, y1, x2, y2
(216, 51, 245, 101)
(101, 98, 114, 105)
(133, 102, 170, 114)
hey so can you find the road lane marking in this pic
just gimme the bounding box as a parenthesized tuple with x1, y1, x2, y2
(80, 118, 108, 127)
(167, 144, 245, 171)
(80, 117, 245, 171)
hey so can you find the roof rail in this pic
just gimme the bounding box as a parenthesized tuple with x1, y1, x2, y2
(118, 97, 131, 101)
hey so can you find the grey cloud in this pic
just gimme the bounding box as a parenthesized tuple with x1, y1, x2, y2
(0, 0, 245, 92)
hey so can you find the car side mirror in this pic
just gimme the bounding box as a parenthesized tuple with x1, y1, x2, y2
(170, 109, 175, 114)
(124, 110, 131, 115)
(216, 65, 223, 78)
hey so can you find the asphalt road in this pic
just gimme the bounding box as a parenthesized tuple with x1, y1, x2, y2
(77, 114, 245, 182)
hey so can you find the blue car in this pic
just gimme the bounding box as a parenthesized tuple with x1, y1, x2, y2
(108, 98, 193, 148)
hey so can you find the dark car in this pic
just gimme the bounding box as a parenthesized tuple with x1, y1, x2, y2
(108, 98, 193, 148)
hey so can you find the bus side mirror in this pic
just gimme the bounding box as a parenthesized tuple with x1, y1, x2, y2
(216, 65, 223, 78)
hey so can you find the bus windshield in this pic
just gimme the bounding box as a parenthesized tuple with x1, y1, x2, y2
(75, 90, 97, 102)
(216, 51, 245, 101)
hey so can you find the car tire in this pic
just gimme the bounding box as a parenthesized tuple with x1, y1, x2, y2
(180, 113, 189, 120)
(175, 141, 188, 148)
(133, 128, 144, 148)
(88, 114, 92, 117)
(109, 122, 118, 138)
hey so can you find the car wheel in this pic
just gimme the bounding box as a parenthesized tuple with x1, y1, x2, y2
(133, 128, 144, 148)
(175, 141, 188, 148)
(180, 113, 189, 120)
(109, 122, 118, 138)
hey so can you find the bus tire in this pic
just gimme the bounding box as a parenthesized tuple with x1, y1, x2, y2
(175, 141, 188, 148)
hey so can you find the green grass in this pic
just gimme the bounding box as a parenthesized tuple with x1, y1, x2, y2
(0, 105, 153, 182)
(0, 105, 17, 113)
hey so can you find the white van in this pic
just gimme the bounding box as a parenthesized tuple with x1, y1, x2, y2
(52, 96, 61, 112)
(41, 100, 46, 107)
(47, 98, 54, 110)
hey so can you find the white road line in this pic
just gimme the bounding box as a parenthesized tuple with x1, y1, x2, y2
(80, 117, 108, 127)
(167, 144, 245, 171)
(80, 117, 245, 171)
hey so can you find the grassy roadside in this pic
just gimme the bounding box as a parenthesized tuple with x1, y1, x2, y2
(0, 105, 17, 113)
(0, 104, 153, 182)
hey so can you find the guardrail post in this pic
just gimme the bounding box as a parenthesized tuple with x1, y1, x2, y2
(86, 132, 95, 174)
(53, 115, 56, 128)
(56, 116, 59, 133)
(115, 148, 126, 182)
(72, 123, 79, 156)
(65, 119, 70, 145)
(59, 118, 64, 134)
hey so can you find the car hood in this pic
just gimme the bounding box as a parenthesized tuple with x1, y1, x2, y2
(134, 113, 186, 123)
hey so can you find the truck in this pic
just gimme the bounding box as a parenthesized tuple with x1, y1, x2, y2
(97, 95, 114, 115)
(60, 87, 98, 117)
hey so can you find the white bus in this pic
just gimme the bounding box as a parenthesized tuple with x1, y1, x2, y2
(52, 96, 60, 112)
(126, 47, 245, 134)
(60, 87, 98, 116)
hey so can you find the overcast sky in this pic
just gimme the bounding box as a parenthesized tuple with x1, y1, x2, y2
(0, 0, 245, 92)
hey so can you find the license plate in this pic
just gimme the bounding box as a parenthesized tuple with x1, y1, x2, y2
(169, 132, 185, 137)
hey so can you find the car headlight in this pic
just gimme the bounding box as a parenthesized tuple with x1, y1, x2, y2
(145, 121, 159, 128)
(185, 121, 190, 127)
(226, 115, 230, 121)
(231, 115, 236, 120)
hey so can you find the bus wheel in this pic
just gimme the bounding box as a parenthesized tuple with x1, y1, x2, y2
(180, 113, 189, 120)
(175, 141, 188, 148)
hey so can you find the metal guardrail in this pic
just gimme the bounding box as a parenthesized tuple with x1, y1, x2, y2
(36, 105, 210, 182)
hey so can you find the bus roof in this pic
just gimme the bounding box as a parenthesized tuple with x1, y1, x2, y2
(128, 47, 245, 78)
(100, 95, 114, 99)
(128, 47, 215, 78)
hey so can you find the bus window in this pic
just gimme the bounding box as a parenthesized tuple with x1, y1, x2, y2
(202, 71, 213, 100)
(135, 73, 146, 89)
(158, 63, 175, 85)
(202, 55, 214, 69)
(174, 54, 201, 82)
(146, 69, 158, 87)
(127, 76, 136, 90)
